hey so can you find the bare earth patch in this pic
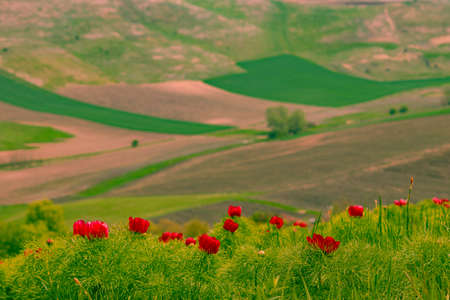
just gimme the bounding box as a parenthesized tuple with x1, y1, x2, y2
(58, 81, 357, 128)
(429, 35, 450, 46)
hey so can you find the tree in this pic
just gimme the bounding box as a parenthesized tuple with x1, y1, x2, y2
(26, 199, 64, 232)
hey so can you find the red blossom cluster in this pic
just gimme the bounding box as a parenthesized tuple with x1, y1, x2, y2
(394, 199, 408, 207)
(269, 216, 284, 229)
(128, 217, 150, 234)
(348, 205, 364, 217)
(307, 233, 340, 254)
(159, 232, 183, 243)
(293, 221, 307, 228)
(223, 219, 239, 233)
(198, 234, 220, 254)
(432, 197, 449, 207)
(73, 220, 109, 239)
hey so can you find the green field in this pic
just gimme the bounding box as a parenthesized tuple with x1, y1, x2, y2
(0, 72, 230, 134)
(0, 122, 73, 151)
(205, 55, 450, 107)
(0, 193, 304, 225)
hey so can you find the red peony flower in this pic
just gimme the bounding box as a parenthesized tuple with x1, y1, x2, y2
(307, 233, 340, 254)
(159, 232, 172, 243)
(433, 197, 449, 205)
(223, 219, 239, 233)
(269, 216, 284, 229)
(185, 237, 196, 246)
(87, 221, 109, 239)
(128, 217, 150, 234)
(293, 221, 307, 228)
(46, 239, 54, 246)
(394, 199, 408, 206)
(348, 205, 364, 217)
(73, 220, 108, 239)
(228, 205, 242, 217)
(198, 234, 220, 254)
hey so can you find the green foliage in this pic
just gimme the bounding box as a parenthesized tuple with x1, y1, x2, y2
(1, 200, 448, 299)
(205, 55, 450, 107)
(151, 219, 183, 235)
(26, 200, 65, 232)
(442, 87, 450, 106)
(266, 106, 289, 138)
(184, 219, 210, 238)
(131, 139, 139, 148)
(389, 108, 397, 115)
(0, 72, 230, 134)
(0, 222, 29, 258)
(399, 105, 409, 113)
(0, 122, 72, 151)
(251, 211, 271, 223)
(266, 106, 307, 138)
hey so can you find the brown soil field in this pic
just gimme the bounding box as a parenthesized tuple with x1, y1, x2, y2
(110, 115, 450, 211)
(58, 81, 356, 128)
(0, 102, 165, 164)
(0, 133, 241, 205)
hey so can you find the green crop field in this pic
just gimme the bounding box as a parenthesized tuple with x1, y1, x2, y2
(0, 72, 230, 135)
(0, 122, 73, 151)
(205, 55, 450, 107)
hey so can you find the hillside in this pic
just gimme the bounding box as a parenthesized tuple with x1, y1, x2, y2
(0, 0, 449, 89)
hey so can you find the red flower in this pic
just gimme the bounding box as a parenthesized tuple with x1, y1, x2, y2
(269, 216, 284, 229)
(128, 217, 150, 234)
(73, 220, 108, 239)
(433, 197, 449, 205)
(223, 219, 239, 233)
(394, 199, 407, 207)
(348, 205, 364, 217)
(159, 232, 183, 243)
(159, 232, 172, 243)
(228, 205, 242, 217)
(0, 261, 3, 264)
(444, 203, 450, 209)
(293, 221, 307, 228)
(307, 233, 340, 254)
(88, 221, 109, 239)
(185, 237, 196, 246)
(198, 234, 220, 254)
(46, 239, 54, 246)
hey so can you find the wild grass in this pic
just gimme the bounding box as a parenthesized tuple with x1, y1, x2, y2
(205, 55, 450, 107)
(1, 199, 448, 299)
(0, 72, 230, 135)
(0, 122, 72, 151)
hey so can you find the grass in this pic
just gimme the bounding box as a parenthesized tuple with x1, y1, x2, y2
(0, 71, 230, 135)
(205, 55, 450, 107)
(1, 199, 448, 299)
(0, 122, 72, 151)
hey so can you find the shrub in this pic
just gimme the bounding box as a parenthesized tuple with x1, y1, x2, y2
(399, 105, 408, 113)
(442, 87, 450, 106)
(25, 199, 64, 232)
(0, 222, 29, 258)
(251, 210, 272, 223)
(131, 139, 139, 148)
(266, 106, 306, 138)
(389, 108, 397, 115)
(1, 48, 7, 53)
(151, 219, 183, 235)
(288, 110, 307, 135)
(184, 219, 209, 237)
(266, 106, 289, 138)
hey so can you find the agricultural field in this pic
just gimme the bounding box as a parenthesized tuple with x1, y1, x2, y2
(205, 55, 450, 106)
(0, 121, 72, 151)
(0, 72, 229, 134)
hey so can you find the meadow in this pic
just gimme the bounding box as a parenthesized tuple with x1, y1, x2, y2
(205, 55, 450, 107)
(0, 197, 448, 299)
(0, 122, 72, 151)
(0, 72, 229, 135)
